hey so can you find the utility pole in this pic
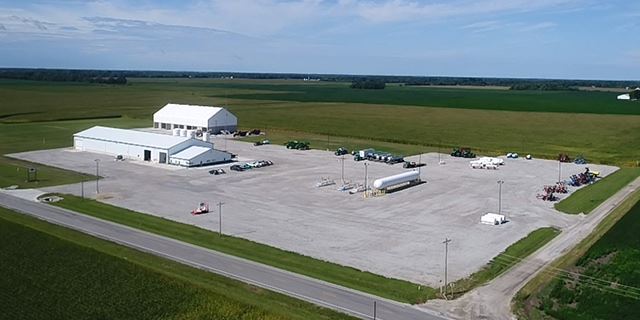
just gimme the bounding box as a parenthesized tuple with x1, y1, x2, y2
(218, 201, 224, 237)
(497, 180, 504, 216)
(373, 301, 377, 320)
(94, 159, 100, 194)
(81, 177, 85, 199)
(418, 153, 422, 175)
(442, 238, 452, 299)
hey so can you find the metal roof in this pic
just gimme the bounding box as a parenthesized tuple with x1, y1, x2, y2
(153, 103, 225, 127)
(74, 126, 190, 149)
(170, 146, 212, 160)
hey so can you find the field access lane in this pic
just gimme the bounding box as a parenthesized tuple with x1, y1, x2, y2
(0, 192, 448, 320)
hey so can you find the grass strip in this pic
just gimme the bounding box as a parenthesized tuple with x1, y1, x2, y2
(513, 188, 640, 319)
(450, 227, 560, 297)
(0, 206, 356, 320)
(555, 168, 640, 214)
(51, 193, 437, 304)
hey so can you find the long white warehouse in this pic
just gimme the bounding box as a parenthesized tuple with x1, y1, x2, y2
(73, 126, 232, 167)
(153, 103, 237, 133)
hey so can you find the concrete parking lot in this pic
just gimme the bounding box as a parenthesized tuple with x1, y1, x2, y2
(9, 136, 617, 286)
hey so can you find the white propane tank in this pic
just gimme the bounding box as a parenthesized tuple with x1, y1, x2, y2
(202, 132, 210, 142)
(181, 129, 187, 137)
(173, 128, 180, 136)
(372, 171, 420, 190)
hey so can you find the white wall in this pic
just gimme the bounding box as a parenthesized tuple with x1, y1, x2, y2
(74, 137, 168, 162)
(169, 149, 232, 167)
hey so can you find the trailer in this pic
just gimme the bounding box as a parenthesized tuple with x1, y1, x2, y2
(481, 213, 506, 225)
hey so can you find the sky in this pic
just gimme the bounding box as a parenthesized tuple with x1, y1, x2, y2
(0, 0, 639, 80)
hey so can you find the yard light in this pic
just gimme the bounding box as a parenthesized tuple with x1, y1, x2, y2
(95, 159, 100, 194)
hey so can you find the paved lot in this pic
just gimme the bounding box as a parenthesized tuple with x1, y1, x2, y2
(9, 137, 617, 286)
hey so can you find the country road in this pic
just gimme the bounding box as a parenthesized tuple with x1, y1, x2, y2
(0, 192, 449, 320)
(423, 177, 640, 320)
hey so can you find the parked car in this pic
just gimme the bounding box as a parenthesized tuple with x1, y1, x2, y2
(209, 168, 226, 175)
(230, 164, 244, 171)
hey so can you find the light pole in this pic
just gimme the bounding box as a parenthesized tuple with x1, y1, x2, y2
(558, 160, 562, 184)
(94, 159, 100, 194)
(442, 238, 452, 299)
(364, 162, 369, 195)
(218, 201, 224, 237)
(340, 155, 345, 183)
(373, 301, 377, 320)
(497, 180, 504, 216)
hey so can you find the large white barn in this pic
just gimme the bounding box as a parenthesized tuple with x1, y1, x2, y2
(73, 126, 232, 167)
(153, 103, 237, 133)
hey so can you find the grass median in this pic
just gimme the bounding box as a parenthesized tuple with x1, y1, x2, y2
(0, 206, 357, 320)
(449, 227, 560, 298)
(555, 168, 640, 214)
(50, 193, 438, 304)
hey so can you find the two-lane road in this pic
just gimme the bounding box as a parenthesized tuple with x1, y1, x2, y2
(0, 192, 448, 320)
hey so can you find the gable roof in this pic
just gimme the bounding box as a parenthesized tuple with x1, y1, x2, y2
(74, 126, 190, 149)
(170, 146, 212, 160)
(153, 103, 224, 123)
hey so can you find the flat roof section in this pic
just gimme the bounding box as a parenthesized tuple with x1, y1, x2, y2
(74, 126, 190, 149)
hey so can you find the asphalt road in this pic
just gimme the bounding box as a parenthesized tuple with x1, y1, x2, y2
(0, 192, 449, 320)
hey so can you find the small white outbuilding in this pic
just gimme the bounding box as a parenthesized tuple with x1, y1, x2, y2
(153, 103, 237, 133)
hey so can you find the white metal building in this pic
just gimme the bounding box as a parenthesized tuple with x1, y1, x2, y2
(73, 126, 231, 167)
(153, 103, 237, 133)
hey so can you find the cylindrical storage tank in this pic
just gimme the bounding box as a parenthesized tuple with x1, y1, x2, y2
(187, 130, 196, 138)
(372, 171, 420, 190)
(181, 129, 187, 137)
(202, 132, 210, 142)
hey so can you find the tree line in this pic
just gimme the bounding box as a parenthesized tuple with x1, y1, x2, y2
(350, 79, 386, 89)
(1, 68, 638, 90)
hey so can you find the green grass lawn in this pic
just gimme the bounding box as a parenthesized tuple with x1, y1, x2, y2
(50, 194, 437, 304)
(517, 190, 640, 320)
(555, 168, 640, 214)
(0, 207, 356, 320)
(450, 227, 560, 297)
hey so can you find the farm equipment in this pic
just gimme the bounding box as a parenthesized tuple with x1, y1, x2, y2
(335, 147, 349, 156)
(233, 130, 248, 137)
(191, 202, 209, 215)
(568, 167, 598, 186)
(253, 139, 270, 146)
(285, 140, 310, 150)
(403, 161, 425, 169)
(248, 129, 261, 135)
(353, 148, 404, 164)
(451, 148, 476, 158)
(506, 153, 519, 158)
(558, 153, 571, 163)
(316, 177, 336, 188)
(574, 154, 587, 165)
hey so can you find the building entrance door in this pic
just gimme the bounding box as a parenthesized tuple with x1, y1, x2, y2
(159, 152, 167, 163)
(144, 150, 151, 161)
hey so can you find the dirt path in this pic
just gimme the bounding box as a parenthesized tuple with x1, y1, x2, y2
(422, 177, 640, 320)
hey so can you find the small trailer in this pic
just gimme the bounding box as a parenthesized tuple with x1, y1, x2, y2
(481, 213, 506, 225)
(191, 202, 209, 215)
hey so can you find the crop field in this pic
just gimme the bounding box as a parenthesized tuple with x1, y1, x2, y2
(1, 78, 639, 168)
(525, 192, 640, 319)
(0, 207, 355, 320)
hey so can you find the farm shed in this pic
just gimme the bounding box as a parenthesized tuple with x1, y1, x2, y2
(153, 103, 237, 133)
(73, 126, 231, 167)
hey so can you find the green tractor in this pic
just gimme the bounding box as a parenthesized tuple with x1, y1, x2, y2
(285, 140, 310, 150)
(451, 147, 476, 158)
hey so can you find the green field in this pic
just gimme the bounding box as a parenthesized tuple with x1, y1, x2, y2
(451, 227, 560, 297)
(1, 79, 639, 168)
(0, 207, 355, 320)
(555, 168, 640, 214)
(517, 190, 640, 319)
(214, 81, 640, 115)
(50, 194, 437, 304)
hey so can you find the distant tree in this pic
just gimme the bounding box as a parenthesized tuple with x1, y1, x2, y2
(350, 79, 385, 89)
